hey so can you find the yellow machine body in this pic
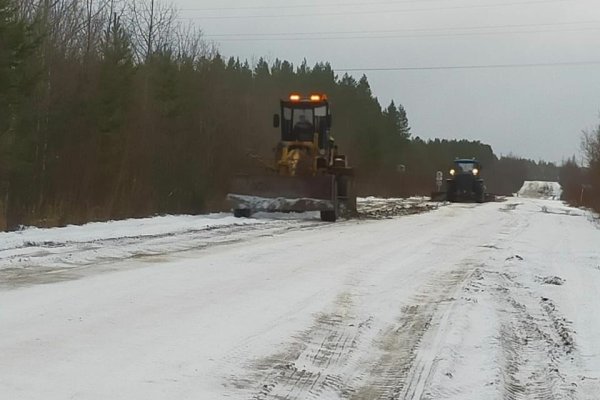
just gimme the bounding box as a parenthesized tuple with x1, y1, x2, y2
(227, 94, 355, 222)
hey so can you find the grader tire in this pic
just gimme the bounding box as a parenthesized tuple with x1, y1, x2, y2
(233, 209, 252, 218)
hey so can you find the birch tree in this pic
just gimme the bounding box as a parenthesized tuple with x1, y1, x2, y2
(127, 0, 176, 62)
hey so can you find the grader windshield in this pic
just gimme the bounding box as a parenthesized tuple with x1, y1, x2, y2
(280, 96, 330, 147)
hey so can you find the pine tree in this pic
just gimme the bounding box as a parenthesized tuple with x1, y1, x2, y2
(97, 13, 134, 134)
(0, 0, 39, 134)
(396, 104, 411, 139)
(0, 0, 40, 229)
(92, 13, 134, 212)
(384, 101, 411, 140)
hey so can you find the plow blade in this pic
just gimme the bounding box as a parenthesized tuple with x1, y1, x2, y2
(227, 175, 336, 213)
(430, 191, 500, 203)
(430, 191, 447, 202)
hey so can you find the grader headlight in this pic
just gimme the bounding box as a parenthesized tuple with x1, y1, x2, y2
(472, 168, 479, 175)
(449, 169, 456, 176)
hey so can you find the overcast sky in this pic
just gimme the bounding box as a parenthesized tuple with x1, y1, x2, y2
(173, 0, 600, 163)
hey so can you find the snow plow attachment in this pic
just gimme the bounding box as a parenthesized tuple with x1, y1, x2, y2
(429, 191, 499, 203)
(430, 191, 447, 202)
(227, 175, 337, 216)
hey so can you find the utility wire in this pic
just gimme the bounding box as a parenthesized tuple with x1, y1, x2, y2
(334, 61, 600, 72)
(180, 0, 574, 20)
(180, 0, 463, 12)
(203, 20, 600, 38)
(213, 27, 600, 41)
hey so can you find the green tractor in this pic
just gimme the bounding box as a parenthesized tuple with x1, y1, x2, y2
(446, 159, 486, 203)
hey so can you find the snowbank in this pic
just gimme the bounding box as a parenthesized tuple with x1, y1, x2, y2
(517, 181, 562, 200)
(0, 213, 267, 252)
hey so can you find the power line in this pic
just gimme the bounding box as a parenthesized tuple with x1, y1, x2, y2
(179, 0, 457, 12)
(180, 0, 573, 20)
(208, 27, 600, 42)
(214, 28, 600, 42)
(203, 20, 600, 38)
(334, 61, 600, 72)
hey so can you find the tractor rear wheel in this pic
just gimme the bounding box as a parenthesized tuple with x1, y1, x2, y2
(475, 182, 485, 203)
(320, 210, 337, 222)
(476, 191, 485, 203)
(446, 190, 456, 202)
(446, 181, 456, 202)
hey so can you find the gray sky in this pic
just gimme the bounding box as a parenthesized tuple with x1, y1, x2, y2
(174, 0, 600, 163)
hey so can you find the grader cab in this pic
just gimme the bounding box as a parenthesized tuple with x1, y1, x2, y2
(227, 94, 356, 222)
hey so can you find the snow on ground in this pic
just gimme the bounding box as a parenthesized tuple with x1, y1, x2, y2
(1, 196, 599, 399)
(0, 213, 267, 253)
(0, 213, 289, 286)
(517, 180, 563, 199)
(0, 198, 438, 287)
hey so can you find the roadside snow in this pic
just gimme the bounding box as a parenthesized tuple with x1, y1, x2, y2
(0, 214, 286, 277)
(0, 197, 437, 278)
(0, 213, 265, 252)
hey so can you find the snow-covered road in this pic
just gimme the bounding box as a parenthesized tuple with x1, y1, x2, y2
(1, 197, 599, 399)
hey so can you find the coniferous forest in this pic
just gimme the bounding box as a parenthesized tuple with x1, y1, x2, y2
(1, 0, 596, 231)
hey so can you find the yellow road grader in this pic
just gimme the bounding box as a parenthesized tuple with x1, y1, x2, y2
(227, 93, 356, 222)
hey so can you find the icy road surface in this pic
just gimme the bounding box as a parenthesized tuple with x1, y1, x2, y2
(1, 197, 600, 399)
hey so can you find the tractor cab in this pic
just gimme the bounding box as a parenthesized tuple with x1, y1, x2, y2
(449, 159, 482, 177)
(274, 94, 332, 149)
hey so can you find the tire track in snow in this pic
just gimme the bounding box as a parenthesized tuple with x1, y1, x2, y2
(229, 291, 374, 399)
(227, 200, 547, 399)
(398, 267, 478, 400)
(235, 243, 507, 399)
(356, 205, 529, 400)
(489, 270, 577, 400)
(485, 204, 580, 399)
(350, 263, 477, 399)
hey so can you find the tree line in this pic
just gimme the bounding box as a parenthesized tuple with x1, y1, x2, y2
(0, 0, 577, 231)
(560, 122, 600, 213)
